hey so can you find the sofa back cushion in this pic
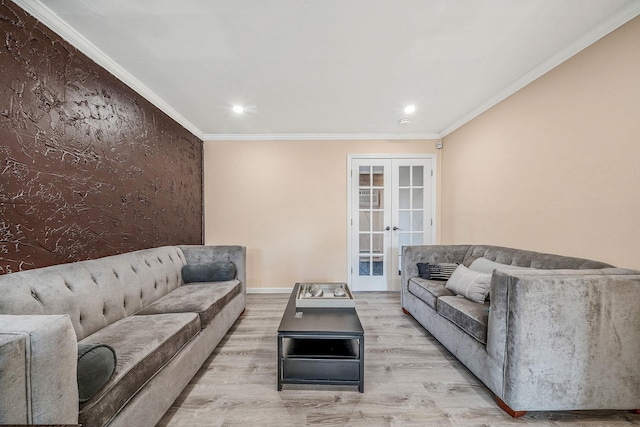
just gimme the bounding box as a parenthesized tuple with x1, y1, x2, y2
(0, 247, 186, 340)
(463, 245, 613, 270)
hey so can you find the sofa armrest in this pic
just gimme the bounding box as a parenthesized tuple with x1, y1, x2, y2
(488, 269, 640, 411)
(179, 245, 247, 294)
(401, 245, 471, 304)
(0, 314, 78, 425)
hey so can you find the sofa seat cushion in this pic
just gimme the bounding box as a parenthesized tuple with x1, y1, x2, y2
(78, 313, 200, 427)
(408, 277, 454, 309)
(437, 296, 489, 344)
(136, 280, 241, 329)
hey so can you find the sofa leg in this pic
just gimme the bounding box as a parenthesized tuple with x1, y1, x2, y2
(495, 396, 527, 418)
(402, 307, 411, 316)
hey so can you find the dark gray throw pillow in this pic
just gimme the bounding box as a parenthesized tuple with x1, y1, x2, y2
(416, 262, 458, 281)
(417, 262, 432, 279)
(431, 262, 458, 280)
(182, 261, 236, 283)
(77, 343, 117, 403)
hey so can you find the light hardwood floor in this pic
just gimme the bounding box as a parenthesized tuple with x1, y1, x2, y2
(157, 292, 640, 426)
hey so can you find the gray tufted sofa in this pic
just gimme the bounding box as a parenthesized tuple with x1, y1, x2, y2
(0, 245, 246, 426)
(401, 244, 640, 417)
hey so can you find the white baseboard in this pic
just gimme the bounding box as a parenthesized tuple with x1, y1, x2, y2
(247, 287, 292, 294)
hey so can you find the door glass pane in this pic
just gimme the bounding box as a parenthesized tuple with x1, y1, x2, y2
(399, 233, 410, 250)
(374, 189, 383, 209)
(399, 189, 410, 209)
(372, 166, 384, 186)
(371, 255, 383, 276)
(399, 211, 410, 231)
(399, 166, 410, 186)
(359, 166, 370, 186)
(412, 211, 423, 231)
(372, 234, 383, 254)
(359, 211, 370, 231)
(413, 189, 423, 209)
(359, 256, 370, 276)
(359, 189, 371, 209)
(359, 234, 370, 252)
(412, 166, 424, 186)
(372, 211, 384, 232)
(413, 234, 424, 245)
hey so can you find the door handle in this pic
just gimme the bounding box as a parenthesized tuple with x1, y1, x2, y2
(393, 226, 401, 231)
(385, 226, 391, 231)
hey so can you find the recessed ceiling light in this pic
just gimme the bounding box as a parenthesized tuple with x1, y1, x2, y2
(398, 118, 410, 125)
(404, 105, 416, 114)
(232, 105, 244, 114)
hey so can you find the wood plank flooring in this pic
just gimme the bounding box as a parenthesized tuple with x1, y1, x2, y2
(157, 292, 640, 426)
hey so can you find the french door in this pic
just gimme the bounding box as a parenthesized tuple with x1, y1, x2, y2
(349, 156, 435, 291)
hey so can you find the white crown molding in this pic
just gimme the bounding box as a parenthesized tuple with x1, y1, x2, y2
(13, 0, 205, 140)
(203, 132, 441, 141)
(440, 2, 640, 138)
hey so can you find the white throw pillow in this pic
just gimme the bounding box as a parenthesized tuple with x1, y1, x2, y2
(469, 257, 532, 274)
(445, 265, 492, 303)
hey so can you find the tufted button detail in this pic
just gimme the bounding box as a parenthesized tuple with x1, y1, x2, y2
(30, 289, 42, 304)
(113, 270, 119, 279)
(90, 275, 97, 284)
(145, 260, 151, 267)
(154, 281, 158, 289)
(102, 305, 107, 316)
(157, 256, 163, 264)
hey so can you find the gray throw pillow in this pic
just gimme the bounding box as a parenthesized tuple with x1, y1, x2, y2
(182, 261, 236, 283)
(77, 343, 117, 403)
(445, 265, 492, 303)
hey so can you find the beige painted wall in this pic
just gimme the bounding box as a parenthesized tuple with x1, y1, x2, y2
(441, 17, 640, 269)
(204, 139, 440, 289)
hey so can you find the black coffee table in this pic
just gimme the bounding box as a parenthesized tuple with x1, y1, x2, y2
(277, 283, 365, 392)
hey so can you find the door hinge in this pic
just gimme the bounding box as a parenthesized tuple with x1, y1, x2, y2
(431, 169, 433, 177)
(431, 218, 433, 226)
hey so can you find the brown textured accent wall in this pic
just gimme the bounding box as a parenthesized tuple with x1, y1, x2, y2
(0, 1, 203, 274)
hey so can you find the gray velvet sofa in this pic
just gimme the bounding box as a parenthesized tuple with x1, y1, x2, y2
(0, 245, 246, 426)
(401, 244, 640, 417)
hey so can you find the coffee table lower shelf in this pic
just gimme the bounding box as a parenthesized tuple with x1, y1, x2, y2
(278, 335, 364, 392)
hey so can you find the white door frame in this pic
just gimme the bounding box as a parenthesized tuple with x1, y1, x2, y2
(346, 153, 438, 291)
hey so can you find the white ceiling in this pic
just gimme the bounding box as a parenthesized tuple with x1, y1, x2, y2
(15, 0, 640, 140)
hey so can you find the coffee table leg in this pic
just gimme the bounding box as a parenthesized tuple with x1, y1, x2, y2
(277, 334, 283, 391)
(359, 335, 364, 393)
